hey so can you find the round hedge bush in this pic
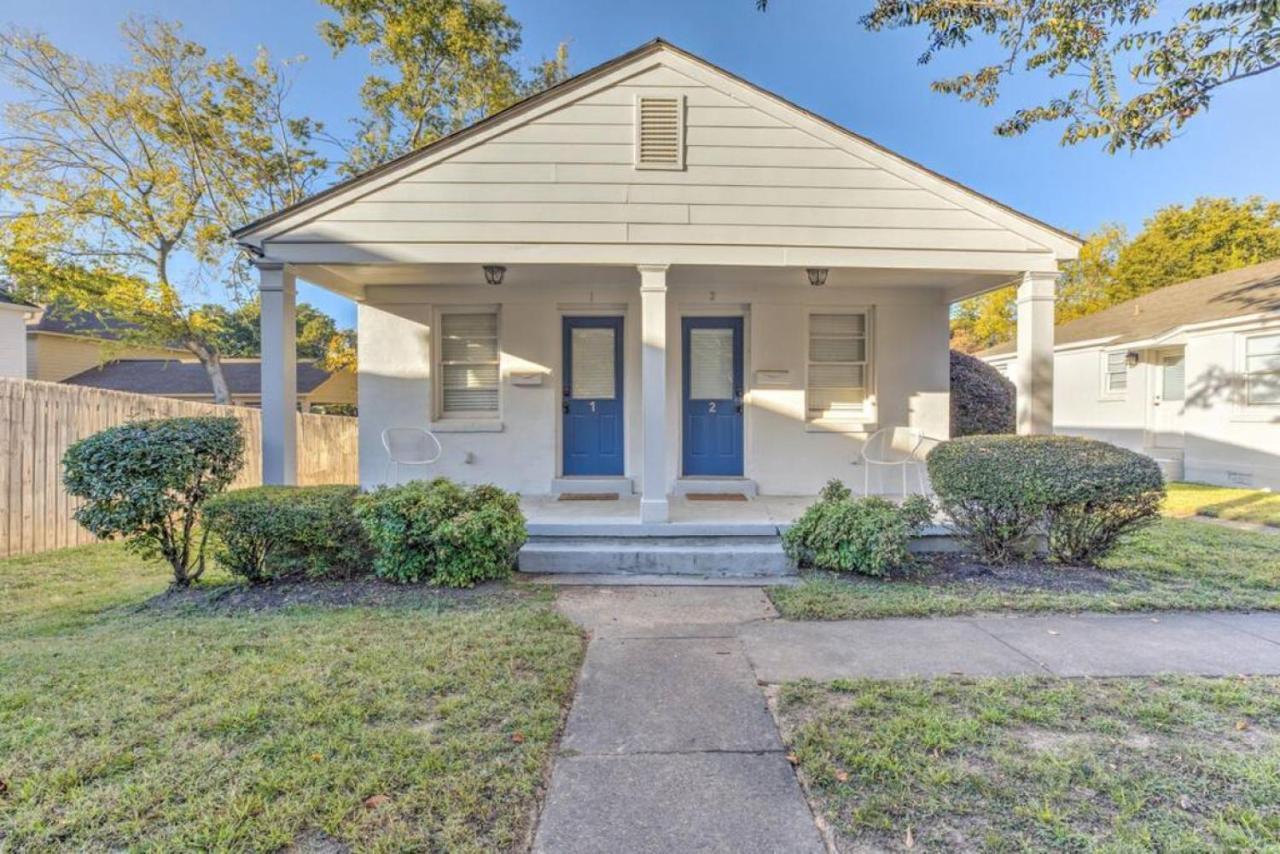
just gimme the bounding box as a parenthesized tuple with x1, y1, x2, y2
(950, 349, 1015, 437)
(927, 435, 1165, 564)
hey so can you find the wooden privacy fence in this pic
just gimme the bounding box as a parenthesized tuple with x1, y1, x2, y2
(1, 378, 358, 558)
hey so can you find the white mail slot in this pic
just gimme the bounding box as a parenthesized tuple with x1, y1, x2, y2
(509, 372, 544, 386)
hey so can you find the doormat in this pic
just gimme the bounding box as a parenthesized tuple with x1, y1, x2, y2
(685, 493, 749, 502)
(557, 493, 619, 501)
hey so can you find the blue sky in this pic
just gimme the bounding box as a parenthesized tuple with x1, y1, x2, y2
(4, 0, 1279, 328)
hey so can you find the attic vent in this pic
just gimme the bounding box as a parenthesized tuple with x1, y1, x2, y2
(635, 95, 684, 170)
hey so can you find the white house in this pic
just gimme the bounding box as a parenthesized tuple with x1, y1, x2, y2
(233, 39, 1079, 523)
(0, 291, 36, 378)
(981, 260, 1280, 489)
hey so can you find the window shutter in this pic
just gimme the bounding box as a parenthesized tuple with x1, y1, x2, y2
(635, 95, 684, 170)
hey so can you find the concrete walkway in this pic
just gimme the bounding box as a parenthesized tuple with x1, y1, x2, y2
(533, 588, 825, 853)
(533, 588, 1280, 852)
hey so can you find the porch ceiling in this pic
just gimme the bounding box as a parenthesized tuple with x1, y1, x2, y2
(291, 262, 1016, 304)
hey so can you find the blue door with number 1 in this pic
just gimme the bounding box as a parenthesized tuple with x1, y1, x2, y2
(563, 317, 624, 476)
(682, 317, 743, 476)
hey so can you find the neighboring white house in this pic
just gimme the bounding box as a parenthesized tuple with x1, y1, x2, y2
(0, 290, 37, 378)
(234, 38, 1080, 520)
(981, 260, 1280, 489)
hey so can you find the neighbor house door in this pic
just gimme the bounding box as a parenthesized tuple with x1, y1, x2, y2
(562, 316, 624, 476)
(681, 317, 744, 476)
(1151, 348, 1186, 448)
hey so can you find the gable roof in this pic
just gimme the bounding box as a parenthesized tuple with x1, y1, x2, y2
(235, 38, 1079, 258)
(978, 259, 1280, 358)
(63, 359, 336, 397)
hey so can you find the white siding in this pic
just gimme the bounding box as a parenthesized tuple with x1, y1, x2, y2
(272, 63, 1051, 264)
(0, 311, 27, 379)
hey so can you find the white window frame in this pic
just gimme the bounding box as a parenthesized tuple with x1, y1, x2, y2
(1101, 350, 1129, 398)
(1242, 330, 1280, 409)
(433, 306, 502, 429)
(805, 309, 875, 432)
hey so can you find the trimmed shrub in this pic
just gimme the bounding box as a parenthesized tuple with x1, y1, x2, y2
(783, 479, 934, 576)
(204, 485, 372, 583)
(950, 349, 1015, 437)
(63, 416, 245, 586)
(354, 478, 526, 587)
(927, 435, 1165, 564)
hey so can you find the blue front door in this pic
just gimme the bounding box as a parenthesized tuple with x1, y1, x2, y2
(562, 316, 624, 476)
(682, 317, 744, 476)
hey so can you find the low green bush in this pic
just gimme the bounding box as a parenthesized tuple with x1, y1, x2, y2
(204, 485, 372, 583)
(928, 435, 1165, 564)
(354, 478, 526, 587)
(63, 416, 244, 587)
(783, 479, 934, 576)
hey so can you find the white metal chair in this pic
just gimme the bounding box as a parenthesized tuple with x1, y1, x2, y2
(861, 426, 927, 497)
(381, 427, 443, 484)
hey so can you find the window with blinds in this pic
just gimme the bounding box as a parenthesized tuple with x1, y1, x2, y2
(439, 312, 499, 417)
(1104, 351, 1128, 394)
(1245, 333, 1280, 406)
(807, 313, 870, 421)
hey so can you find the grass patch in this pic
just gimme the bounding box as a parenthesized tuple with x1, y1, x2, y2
(775, 675, 1280, 851)
(1165, 481, 1280, 528)
(0, 545, 584, 851)
(770, 518, 1280, 619)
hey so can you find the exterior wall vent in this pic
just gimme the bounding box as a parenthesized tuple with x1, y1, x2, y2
(634, 94, 685, 170)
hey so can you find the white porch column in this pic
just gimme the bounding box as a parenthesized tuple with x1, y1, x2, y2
(638, 264, 669, 523)
(258, 262, 297, 484)
(1015, 270, 1058, 435)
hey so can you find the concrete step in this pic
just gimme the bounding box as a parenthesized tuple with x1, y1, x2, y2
(673, 478, 758, 498)
(518, 535, 793, 576)
(551, 477, 634, 496)
(1145, 448, 1186, 482)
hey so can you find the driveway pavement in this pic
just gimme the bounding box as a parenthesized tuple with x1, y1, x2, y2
(533, 587, 1280, 852)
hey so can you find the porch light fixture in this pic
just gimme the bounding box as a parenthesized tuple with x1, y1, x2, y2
(482, 265, 506, 286)
(806, 267, 829, 287)
(1126, 351, 1140, 367)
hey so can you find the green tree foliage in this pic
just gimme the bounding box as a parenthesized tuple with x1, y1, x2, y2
(319, 0, 570, 174)
(951, 197, 1280, 351)
(204, 299, 357, 372)
(759, 0, 1280, 152)
(0, 21, 325, 402)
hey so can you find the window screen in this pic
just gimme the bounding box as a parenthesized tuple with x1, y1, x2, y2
(689, 328, 735, 400)
(808, 313, 869, 420)
(439, 312, 499, 415)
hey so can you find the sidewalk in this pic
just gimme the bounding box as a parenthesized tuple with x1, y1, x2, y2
(532, 587, 1280, 852)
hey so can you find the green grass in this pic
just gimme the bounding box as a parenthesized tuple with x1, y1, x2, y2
(0, 545, 584, 852)
(770, 518, 1280, 620)
(1165, 481, 1280, 528)
(775, 675, 1280, 852)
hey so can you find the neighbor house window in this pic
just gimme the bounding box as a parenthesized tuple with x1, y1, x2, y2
(1245, 333, 1280, 406)
(438, 312, 499, 417)
(807, 312, 870, 422)
(1104, 351, 1128, 395)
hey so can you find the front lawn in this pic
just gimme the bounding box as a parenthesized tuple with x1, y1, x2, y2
(770, 518, 1280, 620)
(775, 675, 1280, 851)
(0, 545, 584, 852)
(1165, 481, 1280, 528)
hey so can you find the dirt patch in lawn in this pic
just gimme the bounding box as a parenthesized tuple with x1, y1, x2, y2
(915, 554, 1134, 593)
(141, 576, 533, 614)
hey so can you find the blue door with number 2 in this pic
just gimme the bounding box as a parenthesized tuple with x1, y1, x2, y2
(562, 316, 624, 476)
(682, 317, 743, 476)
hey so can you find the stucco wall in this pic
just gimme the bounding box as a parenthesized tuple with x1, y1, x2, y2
(357, 276, 950, 495)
